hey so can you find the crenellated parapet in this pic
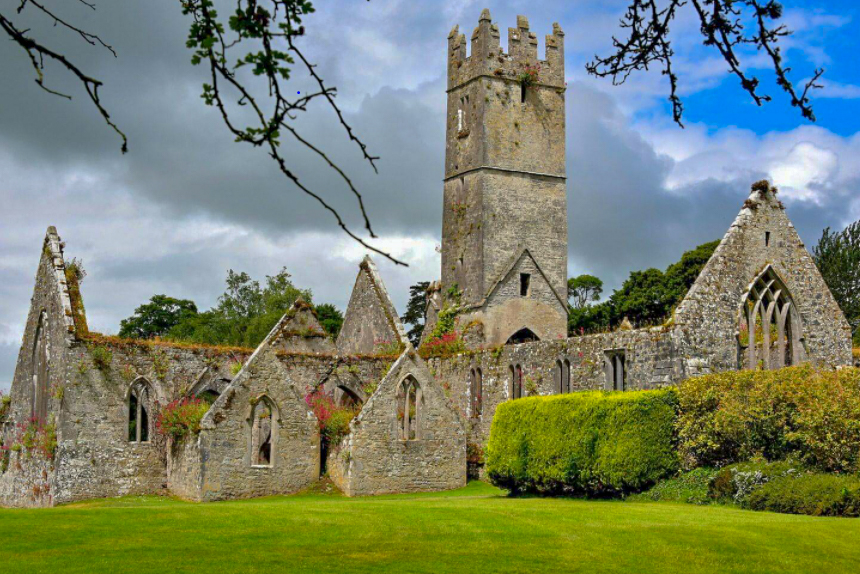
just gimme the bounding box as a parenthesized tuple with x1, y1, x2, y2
(447, 9, 565, 91)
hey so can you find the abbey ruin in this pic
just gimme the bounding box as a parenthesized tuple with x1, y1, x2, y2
(0, 10, 852, 507)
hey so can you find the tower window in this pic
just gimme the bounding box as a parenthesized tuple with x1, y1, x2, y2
(765, 231, 771, 247)
(520, 84, 526, 103)
(520, 273, 531, 296)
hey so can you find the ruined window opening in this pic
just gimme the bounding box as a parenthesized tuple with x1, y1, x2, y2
(520, 273, 531, 296)
(604, 351, 626, 391)
(199, 389, 220, 405)
(31, 311, 49, 423)
(398, 376, 422, 441)
(555, 360, 563, 394)
(520, 84, 526, 103)
(765, 231, 771, 247)
(250, 398, 275, 467)
(470, 368, 483, 418)
(128, 379, 152, 443)
(739, 267, 801, 371)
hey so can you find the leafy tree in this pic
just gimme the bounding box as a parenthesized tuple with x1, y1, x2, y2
(401, 281, 430, 347)
(163, 267, 311, 348)
(813, 220, 860, 343)
(568, 275, 604, 309)
(119, 295, 198, 339)
(315, 303, 344, 339)
(568, 239, 719, 335)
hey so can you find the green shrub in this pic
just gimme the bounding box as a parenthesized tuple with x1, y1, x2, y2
(677, 365, 860, 473)
(708, 459, 802, 505)
(747, 473, 860, 517)
(486, 389, 679, 496)
(630, 467, 717, 505)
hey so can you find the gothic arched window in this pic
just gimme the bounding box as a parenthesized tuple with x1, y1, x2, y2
(250, 397, 276, 467)
(738, 266, 802, 370)
(397, 376, 422, 441)
(31, 311, 49, 422)
(128, 378, 153, 443)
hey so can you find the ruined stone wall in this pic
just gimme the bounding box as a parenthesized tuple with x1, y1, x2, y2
(674, 184, 853, 374)
(186, 348, 320, 501)
(428, 328, 681, 444)
(329, 350, 467, 496)
(49, 339, 242, 505)
(1, 228, 76, 507)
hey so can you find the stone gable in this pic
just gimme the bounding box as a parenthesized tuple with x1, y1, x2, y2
(336, 256, 408, 355)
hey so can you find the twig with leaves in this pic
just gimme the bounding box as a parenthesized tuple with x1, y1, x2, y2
(180, 0, 405, 266)
(586, 0, 824, 126)
(0, 0, 126, 152)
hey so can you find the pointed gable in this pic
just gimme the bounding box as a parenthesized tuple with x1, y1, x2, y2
(336, 256, 408, 355)
(483, 247, 568, 312)
(326, 345, 466, 496)
(269, 298, 336, 355)
(674, 181, 852, 371)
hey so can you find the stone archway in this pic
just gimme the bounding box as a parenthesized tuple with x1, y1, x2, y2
(506, 328, 540, 345)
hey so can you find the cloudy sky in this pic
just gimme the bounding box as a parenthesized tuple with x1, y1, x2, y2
(1, 0, 859, 390)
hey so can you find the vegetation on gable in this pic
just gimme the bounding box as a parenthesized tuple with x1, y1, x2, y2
(64, 258, 89, 336)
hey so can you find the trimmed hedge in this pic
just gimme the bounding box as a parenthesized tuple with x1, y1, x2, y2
(486, 389, 679, 495)
(747, 473, 860, 517)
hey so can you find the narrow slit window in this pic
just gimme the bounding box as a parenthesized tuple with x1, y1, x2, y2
(520, 273, 531, 297)
(520, 84, 526, 103)
(765, 231, 771, 247)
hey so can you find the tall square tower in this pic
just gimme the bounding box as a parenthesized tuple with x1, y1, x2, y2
(439, 10, 568, 346)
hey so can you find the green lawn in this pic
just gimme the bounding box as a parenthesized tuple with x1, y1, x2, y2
(2, 481, 859, 573)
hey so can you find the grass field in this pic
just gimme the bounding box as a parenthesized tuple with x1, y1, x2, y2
(1, 481, 859, 574)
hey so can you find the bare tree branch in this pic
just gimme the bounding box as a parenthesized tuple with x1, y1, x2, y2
(587, 0, 825, 126)
(0, 8, 127, 152)
(180, 0, 405, 266)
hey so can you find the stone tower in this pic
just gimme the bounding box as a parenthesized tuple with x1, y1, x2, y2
(438, 10, 568, 346)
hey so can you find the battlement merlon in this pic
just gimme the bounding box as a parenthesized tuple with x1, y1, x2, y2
(447, 10, 565, 91)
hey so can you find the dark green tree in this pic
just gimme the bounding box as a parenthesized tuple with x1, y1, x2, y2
(568, 275, 604, 309)
(813, 220, 860, 344)
(568, 239, 719, 335)
(315, 304, 344, 339)
(119, 295, 198, 339)
(401, 281, 430, 347)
